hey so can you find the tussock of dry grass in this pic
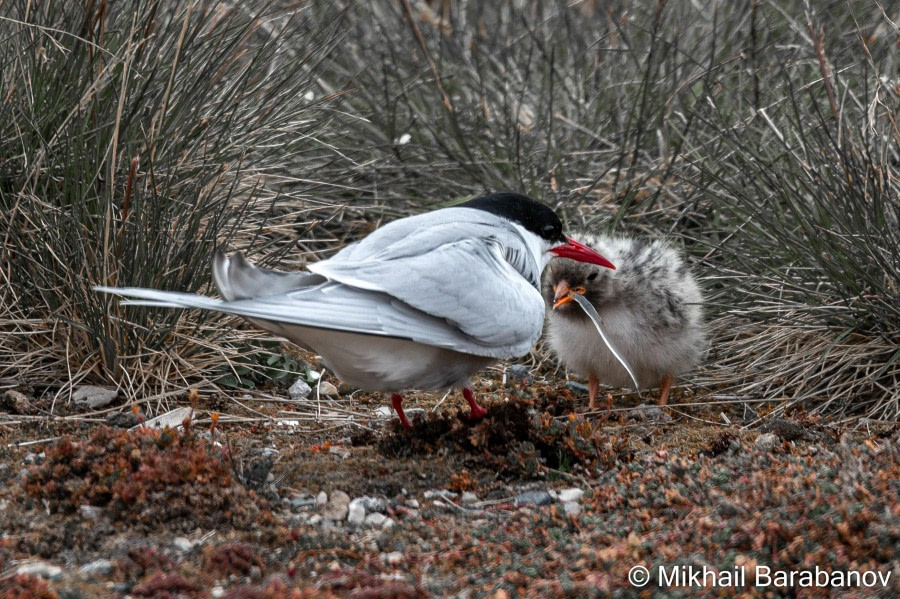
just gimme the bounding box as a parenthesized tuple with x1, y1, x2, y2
(0, 0, 897, 420)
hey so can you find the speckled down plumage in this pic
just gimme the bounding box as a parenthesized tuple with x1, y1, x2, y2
(543, 233, 706, 392)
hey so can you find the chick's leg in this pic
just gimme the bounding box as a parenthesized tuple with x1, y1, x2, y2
(588, 374, 600, 411)
(658, 373, 675, 406)
(391, 393, 413, 429)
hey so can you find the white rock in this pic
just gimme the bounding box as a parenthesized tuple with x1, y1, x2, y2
(329, 446, 351, 459)
(79, 505, 104, 521)
(384, 551, 404, 566)
(405, 499, 420, 509)
(397, 133, 412, 145)
(381, 517, 396, 530)
(308, 514, 323, 526)
(755, 432, 779, 452)
(424, 489, 457, 500)
(375, 406, 393, 418)
(212, 586, 226, 598)
(173, 537, 194, 552)
(79, 559, 115, 577)
(563, 502, 582, 516)
(347, 498, 366, 524)
(316, 491, 328, 506)
(289, 378, 312, 400)
(460, 492, 478, 505)
(365, 512, 387, 526)
(557, 488, 584, 503)
(17, 562, 62, 581)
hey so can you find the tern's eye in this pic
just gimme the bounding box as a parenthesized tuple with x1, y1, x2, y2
(587, 272, 599, 281)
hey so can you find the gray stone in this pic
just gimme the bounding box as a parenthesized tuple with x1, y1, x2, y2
(317, 381, 339, 397)
(72, 385, 118, 409)
(23, 452, 44, 466)
(384, 551, 404, 566)
(563, 502, 582, 516)
(106, 411, 139, 428)
(1, 389, 30, 413)
(290, 497, 316, 511)
(79, 559, 115, 577)
(755, 432, 780, 452)
(514, 490, 553, 506)
(289, 378, 312, 400)
(365, 512, 387, 526)
(557, 488, 584, 503)
(565, 381, 589, 394)
(17, 562, 63, 581)
(329, 445, 351, 459)
(322, 490, 350, 521)
(381, 517, 396, 530)
(347, 498, 366, 525)
(424, 489, 457, 500)
(460, 492, 478, 505)
(79, 505, 105, 521)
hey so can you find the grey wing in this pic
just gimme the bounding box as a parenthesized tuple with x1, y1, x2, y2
(308, 234, 545, 356)
(95, 282, 518, 359)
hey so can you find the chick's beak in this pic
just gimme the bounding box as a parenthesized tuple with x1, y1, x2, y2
(549, 237, 616, 270)
(552, 281, 587, 310)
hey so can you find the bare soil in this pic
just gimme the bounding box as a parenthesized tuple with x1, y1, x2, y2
(0, 370, 897, 598)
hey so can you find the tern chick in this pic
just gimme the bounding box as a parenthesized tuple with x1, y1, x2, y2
(543, 233, 706, 411)
(97, 193, 614, 428)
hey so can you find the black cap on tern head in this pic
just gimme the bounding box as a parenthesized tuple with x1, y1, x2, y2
(459, 193, 564, 243)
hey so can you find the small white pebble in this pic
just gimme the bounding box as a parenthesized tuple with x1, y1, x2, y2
(17, 562, 62, 581)
(382, 517, 396, 530)
(211, 587, 225, 598)
(557, 488, 584, 503)
(347, 499, 366, 525)
(384, 551, 404, 566)
(329, 446, 351, 459)
(397, 133, 411, 145)
(308, 514, 323, 526)
(563, 502, 582, 516)
(424, 489, 457, 499)
(405, 499, 420, 509)
(365, 512, 387, 526)
(460, 492, 478, 505)
(755, 433, 779, 452)
(304, 90, 315, 101)
(316, 491, 328, 506)
(172, 537, 194, 552)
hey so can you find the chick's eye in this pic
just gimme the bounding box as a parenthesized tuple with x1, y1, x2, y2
(587, 271, 599, 281)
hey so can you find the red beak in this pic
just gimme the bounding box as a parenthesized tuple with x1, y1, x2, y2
(549, 237, 616, 270)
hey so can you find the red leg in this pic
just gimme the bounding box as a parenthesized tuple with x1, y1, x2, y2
(462, 386, 487, 420)
(658, 373, 674, 406)
(391, 393, 413, 429)
(588, 374, 600, 411)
